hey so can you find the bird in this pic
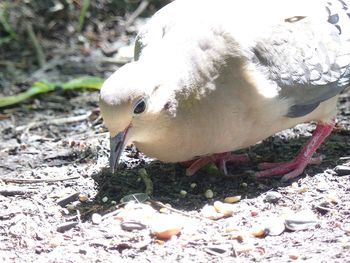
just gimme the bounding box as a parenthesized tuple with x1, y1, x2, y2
(99, 0, 350, 182)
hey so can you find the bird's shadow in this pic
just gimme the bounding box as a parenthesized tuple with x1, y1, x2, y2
(90, 129, 349, 212)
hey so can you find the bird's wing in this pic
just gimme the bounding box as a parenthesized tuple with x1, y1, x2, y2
(249, 12, 350, 118)
(134, 0, 350, 118)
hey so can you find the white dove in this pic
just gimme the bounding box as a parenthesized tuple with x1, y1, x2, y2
(99, 0, 350, 181)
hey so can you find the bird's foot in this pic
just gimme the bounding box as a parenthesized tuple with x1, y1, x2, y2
(255, 155, 324, 182)
(255, 122, 334, 182)
(184, 152, 249, 176)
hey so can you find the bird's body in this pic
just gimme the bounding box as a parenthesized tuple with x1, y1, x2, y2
(100, 0, 350, 180)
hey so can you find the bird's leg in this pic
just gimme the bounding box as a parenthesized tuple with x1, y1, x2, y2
(185, 152, 249, 176)
(255, 122, 334, 182)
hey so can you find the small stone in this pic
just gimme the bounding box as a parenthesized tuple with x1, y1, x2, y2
(251, 210, 259, 217)
(241, 182, 248, 188)
(264, 191, 282, 203)
(102, 196, 108, 203)
(92, 213, 102, 225)
(180, 190, 187, 197)
(111, 200, 117, 205)
(204, 189, 214, 199)
(224, 196, 241, 203)
(78, 194, 88, 202)
(190, 183, 197, 189)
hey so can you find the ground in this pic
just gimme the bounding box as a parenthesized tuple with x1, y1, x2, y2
(0, 1, 350, 262)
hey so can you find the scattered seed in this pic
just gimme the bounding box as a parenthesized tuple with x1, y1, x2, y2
(56, 222, 79, 233)
(251, 210, 259, 217)
(334, 165, 350, 176)
(264, 218, 285, 236)
(316, 181, 329, 192)
(224, 196, 241, 203)
(291, 182, 299, 189)
(264, 191, 282, 203)
(326, 193, 340, 204)
(289, 253, 299, 260)
(78, 194, 88, 202)
(285, 211, 317, 231)
(180, 190, 187, 197)
(121, 221, 147, 231)
(201, 204, 224, 220)
(120, 193, 149, 204)
(91, 213, 102, 225)
(152, 224, 181, 240)
(213, 201, 234, 217)
(234, 244, 254, 254)
(205, 189, 214, 199)
(190, 183, 197, 189)
(159, 207, 169, 214)
(204, 246, 227, 256)
(251, 226, 266, 238)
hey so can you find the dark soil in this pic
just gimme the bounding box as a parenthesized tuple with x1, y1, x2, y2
(1, 1, 350, 262)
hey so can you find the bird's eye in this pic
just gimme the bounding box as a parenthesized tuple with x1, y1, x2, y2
(133, 98, 146, 114)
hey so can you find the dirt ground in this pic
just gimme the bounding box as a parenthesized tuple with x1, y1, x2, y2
(1, 1, 350, 262)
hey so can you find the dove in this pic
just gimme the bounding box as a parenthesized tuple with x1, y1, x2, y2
(99, 0, 350, 181)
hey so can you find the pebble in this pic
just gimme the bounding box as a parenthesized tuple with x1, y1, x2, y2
(224, 196, 241, 203)
(241, 182, 248, 188)
(102, 196, 108, 203)
(190, 183, 197, 189)
(264, 191, 282, 203)
(91, 213, 102, 225)
(251, 226, 266, 238)
(204, 189, 214, 199)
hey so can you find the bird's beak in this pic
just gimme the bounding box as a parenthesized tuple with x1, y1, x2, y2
(109, 125, 130, 173)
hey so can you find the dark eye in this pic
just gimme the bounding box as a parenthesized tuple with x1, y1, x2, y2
(133, 98, 146, 114)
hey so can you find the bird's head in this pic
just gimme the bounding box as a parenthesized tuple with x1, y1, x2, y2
(99, 61, 177, 172)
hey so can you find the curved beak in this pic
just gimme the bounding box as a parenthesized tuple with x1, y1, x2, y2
(109, 126, 130, 173)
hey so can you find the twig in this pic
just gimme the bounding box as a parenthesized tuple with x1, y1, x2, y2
(0, 187, 38, 196)
(125, 0, 150, 29)
(26, 23, 46, 67)
(15, 112, 92, 132)
(0, 176, 80, 184)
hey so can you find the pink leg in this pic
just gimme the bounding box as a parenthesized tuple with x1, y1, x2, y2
(185, 152, 249, 176)
(255, 122, 334, 182)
